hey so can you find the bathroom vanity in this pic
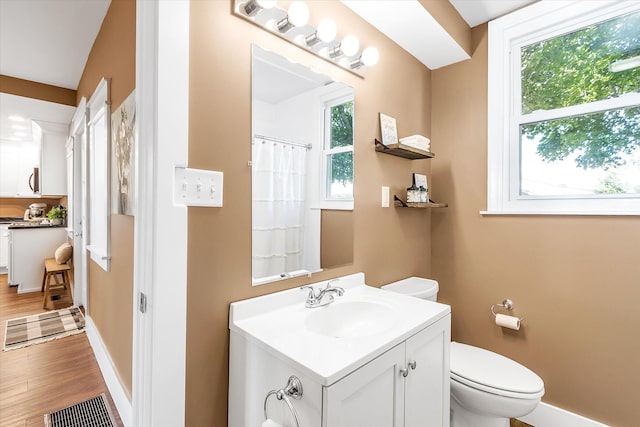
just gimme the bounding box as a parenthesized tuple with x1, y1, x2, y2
(229, 273, 451, 426)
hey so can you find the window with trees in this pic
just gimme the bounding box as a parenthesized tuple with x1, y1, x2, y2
(487, 1, 640, 215)
(323, 96, 354, 205)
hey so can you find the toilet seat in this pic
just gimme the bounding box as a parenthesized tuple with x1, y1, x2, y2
(450, 342, 544, 400)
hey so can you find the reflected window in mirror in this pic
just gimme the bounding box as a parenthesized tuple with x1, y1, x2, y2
(251, 45, 355, 286)
(322, 95, 354, 207)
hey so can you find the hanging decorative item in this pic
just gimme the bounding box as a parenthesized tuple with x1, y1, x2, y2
(111, 90, 136, 216)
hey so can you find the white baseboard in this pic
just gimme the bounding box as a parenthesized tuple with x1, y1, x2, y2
(85, 315, 132, 427)
(519, 402, 610, 427)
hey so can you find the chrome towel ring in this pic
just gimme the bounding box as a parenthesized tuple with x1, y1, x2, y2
(264, 376, 303, 427)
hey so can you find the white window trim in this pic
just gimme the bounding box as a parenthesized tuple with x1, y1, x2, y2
(485, 0, 640, 216)
(86, 78, 111, 270)
(318, 90, 354, 210)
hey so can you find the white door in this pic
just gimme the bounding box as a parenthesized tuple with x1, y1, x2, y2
(323, 344, 405, 427)
(70, 99, 89, 310)
(404, 315, 451, 427)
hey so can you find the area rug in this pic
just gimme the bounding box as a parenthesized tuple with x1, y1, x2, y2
(3, 307, 85, 351)
(44, 393, 117, 427)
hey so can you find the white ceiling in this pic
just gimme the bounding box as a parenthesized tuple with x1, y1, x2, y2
(0, 93, 75, 144)
(0, 0, 109, 144)
(449, 0, 538, 27)
(0, 0, 536, 143)
(0, 0, 111, 90)
(342, 0, 471, 70)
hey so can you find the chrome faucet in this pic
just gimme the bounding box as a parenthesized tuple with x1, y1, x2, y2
(300, 279, 345, 308)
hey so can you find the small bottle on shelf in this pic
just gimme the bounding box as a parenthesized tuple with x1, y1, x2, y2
(407, 185, 420, 203)
(419, 186, 428, 203)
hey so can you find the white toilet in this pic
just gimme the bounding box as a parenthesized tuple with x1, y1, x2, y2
(382, 277, 544, 427)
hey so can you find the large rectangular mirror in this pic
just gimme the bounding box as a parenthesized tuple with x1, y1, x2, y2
(252, 45, 355, 286)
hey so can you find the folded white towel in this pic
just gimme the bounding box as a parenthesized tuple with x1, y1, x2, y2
(400, 134, 431, 151)
(262, 419, 283, 427)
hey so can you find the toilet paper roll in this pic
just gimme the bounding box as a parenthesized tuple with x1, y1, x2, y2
(495, 313, 521, 330)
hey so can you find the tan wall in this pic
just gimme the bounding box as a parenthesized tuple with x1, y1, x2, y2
(321, 210, 354, 269)
(0, 75, 76, 106)
(76, 0, 136, 400)
(186, 1, 433, 424)
(76, 0, 136, 107)
(431, 25, 640, 427)
(418, 0, 471, 56)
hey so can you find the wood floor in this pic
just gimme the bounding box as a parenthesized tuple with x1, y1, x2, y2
(0, 274, 121, 426)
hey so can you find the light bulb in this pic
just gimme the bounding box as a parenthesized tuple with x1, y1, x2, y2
(243, 0, 276, 16)
(256, 0, 276, 7)
(361, 47, 379, 66)
(317, 19, 337, 43)
(341, 35, 359, 57)
(288, 1, 309, 27)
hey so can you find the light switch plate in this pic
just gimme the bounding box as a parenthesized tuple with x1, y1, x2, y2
(381, 186, 390, 207)
(174, 167, 223, 207)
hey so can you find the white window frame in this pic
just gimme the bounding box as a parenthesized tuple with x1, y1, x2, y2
(86, 78, 111, 270)
(485, 0, 640, 215)
(319, 91, 355, 210)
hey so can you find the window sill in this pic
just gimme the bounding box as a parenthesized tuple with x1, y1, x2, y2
(310, 200, 354, 211)
(480, 210, 640, 216)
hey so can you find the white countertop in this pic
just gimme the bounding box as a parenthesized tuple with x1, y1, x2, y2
(229, 273, 450, 386)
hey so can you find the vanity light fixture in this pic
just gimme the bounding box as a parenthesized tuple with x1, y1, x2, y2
(329, 35, 359, 58)
(234, 0, 379, 77)
(243, 0, 276, 17)
(351, 47, 380, 69)
(305, 19, 337, 46)
(276, 1, 309, 33)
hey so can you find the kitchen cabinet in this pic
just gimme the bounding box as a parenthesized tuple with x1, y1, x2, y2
(323, 315, 450, 427)
(8, 227, 67, 293)
(0, 140, 40, 197)
(0, 224, 9, 272)
(33, 121, 67, 196)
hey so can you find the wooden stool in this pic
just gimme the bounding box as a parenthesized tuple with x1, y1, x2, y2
(42, 258, 73, 309)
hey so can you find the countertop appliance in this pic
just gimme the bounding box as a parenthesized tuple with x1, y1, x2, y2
(24, 203, 47, 221)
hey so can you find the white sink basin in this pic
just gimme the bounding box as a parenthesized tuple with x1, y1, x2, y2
(305, 300, 397, 339)
(230, 272, 450, 385)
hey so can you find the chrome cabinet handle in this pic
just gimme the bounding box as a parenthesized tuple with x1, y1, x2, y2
(400, 360, 417, 378)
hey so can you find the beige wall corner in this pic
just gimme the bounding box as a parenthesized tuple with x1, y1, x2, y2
(431, 24, 640, 427)
(77, 0, 136, 400)
(418, 0, 471, 56)
(321, 210, 354, 269)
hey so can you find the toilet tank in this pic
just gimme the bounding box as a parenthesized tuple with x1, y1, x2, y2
(381, 277, 439, 301)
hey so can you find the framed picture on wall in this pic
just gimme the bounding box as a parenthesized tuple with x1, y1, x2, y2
(379, 113, 398, 146)
(413, 173, 427, 189)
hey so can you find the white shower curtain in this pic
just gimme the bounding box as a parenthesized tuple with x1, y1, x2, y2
(252, 138, 307, 280)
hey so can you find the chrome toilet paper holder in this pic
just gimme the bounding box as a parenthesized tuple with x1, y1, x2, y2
(491, 299, 521, 319)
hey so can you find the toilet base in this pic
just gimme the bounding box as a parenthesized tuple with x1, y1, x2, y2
(451, 397, 510, 427)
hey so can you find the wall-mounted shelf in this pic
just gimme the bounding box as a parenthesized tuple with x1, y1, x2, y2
(394, 195, 448, 208)
(375, 139, 434, 160)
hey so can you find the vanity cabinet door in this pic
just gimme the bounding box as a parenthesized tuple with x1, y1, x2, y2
(404, 315, 451, 427)
(323, 344, 405, 427)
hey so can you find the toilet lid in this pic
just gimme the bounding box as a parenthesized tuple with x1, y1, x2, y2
(450, 342, 544, 397)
